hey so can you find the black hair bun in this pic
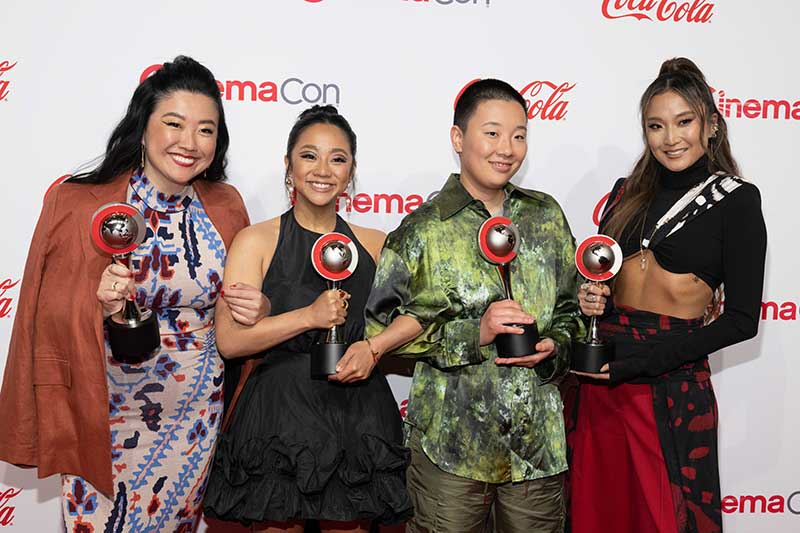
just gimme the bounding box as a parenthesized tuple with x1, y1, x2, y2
(297, 104, 339, 120)
(658, 57, 707, 82)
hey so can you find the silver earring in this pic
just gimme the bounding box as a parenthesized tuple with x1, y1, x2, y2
(285, 175, 295, 203)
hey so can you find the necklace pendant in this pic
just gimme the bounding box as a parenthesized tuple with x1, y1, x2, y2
(640, 254, 647, 271)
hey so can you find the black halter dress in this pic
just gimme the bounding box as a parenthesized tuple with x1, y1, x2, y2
(204, 210, 412, 525)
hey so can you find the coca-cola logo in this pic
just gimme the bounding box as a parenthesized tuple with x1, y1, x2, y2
(519, 81, 576, 121)
(711, 87, 800, 121)
(0, 60, 17, 102)
(601, 0, 714, 23)
(140, 65, 341, 106)
(0, 279, 20, 320)
(404, 0, 490, 6)
(454, 79, 576, 122)
(0, 487, 21, 526)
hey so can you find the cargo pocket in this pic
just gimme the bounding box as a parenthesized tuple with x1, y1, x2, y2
(33, 358, 71, 387)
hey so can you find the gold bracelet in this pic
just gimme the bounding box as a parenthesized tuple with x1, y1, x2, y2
(365, 337, 381, 363)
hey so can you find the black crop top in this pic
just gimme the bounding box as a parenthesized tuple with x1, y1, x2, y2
(600, 157, 768, 383)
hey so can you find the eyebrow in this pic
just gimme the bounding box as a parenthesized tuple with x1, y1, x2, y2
(161, 112, 217, 126)
(646, 110, 696, 121)
(481, 121, 528, 131)
(298, 144, 350, 155)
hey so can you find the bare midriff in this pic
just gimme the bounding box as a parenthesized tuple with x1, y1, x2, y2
(612, 250, 712, 319)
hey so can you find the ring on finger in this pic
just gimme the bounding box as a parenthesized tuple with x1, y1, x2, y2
(341, 299, 349, 310)
(112, 281, 119, 291)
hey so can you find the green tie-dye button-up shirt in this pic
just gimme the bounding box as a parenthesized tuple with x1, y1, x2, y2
(366, 173, 583, 483)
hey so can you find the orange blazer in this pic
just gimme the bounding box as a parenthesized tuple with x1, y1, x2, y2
(0, 172, 250, 497)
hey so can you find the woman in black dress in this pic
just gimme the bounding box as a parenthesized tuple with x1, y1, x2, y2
(203, 105, 412, 532)
(568, 58, 767, 533)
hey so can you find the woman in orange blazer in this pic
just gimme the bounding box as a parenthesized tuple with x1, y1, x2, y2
(0, 56, 265, 532)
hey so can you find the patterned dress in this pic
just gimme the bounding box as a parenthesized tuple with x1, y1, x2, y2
(62, 172, 226, 533)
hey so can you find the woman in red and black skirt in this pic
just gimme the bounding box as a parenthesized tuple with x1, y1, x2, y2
(568, 57, 767, 533)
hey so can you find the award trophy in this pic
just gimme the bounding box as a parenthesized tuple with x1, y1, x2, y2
(571, 234, 622, 373)
(91, 203, 160, 364)
(310, 232, 359, 379)
(478, 216, 539, 357)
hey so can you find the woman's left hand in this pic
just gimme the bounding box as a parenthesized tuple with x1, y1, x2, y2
(329, 340, 376, 383)
(221, 282, 271, 326)
(571, 363, 610, 380)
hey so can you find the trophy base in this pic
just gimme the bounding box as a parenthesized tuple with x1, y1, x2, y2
(495, 323, 540, 358)
(311, 342, 348, 379)
(571, 341, 614, 373)
(106, 310, 160, 364)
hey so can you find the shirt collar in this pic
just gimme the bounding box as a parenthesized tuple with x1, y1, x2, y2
(437, 173, 539, 220)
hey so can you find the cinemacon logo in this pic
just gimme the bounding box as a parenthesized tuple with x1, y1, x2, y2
(723, 491, 800, 515)
(0, 60, 16, 102)
(601, 0, 713, 22)
(712, 87, 800, 121)
(335, 191, 437, 214)
(404, 0, 490, 6)
(140, 65, 341, 105)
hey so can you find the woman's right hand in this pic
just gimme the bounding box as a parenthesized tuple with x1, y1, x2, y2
(578, 283, 611, 316)
(306, 289, 350, 329)
(97, 263, 136, 318)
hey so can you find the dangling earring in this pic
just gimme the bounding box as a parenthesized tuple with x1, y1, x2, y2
(285, 175, 295, 204)
(710, 124, 719, 139)
(344, 180, 354, 213)
(140, 144, 146, 172)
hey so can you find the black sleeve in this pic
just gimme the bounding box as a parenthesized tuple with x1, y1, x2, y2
(608, 183, 767, 384)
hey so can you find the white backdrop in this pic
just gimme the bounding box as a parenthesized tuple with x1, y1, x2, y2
(1, 1, 798, 531)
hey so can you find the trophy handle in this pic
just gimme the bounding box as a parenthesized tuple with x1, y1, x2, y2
(584, 280, 605, 345)
(111, 254, 143, 324)
(498, 264, 514, 301)
(326, 280, 342, 344)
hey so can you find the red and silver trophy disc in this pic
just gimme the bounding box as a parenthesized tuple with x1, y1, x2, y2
(571, 234, 622, 373)
(311, 232, 359, 282)
(90, 202, 159, 365)
(90, 202, 146, 256)
(310, 232, 359, 378)
(478, 216, 519, 265)
(575, 234, 622, 283)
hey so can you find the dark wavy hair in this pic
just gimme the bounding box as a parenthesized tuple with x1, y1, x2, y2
(603, 57, 740, 239)
(69, 55, 229, 184)
(453, 78, 528, 131)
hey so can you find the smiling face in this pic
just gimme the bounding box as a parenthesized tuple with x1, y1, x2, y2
(141, 90, 219, 194)
(645, 89, 716, 173)
(285, 122, 354, 208)
(451, 98, 528, 198)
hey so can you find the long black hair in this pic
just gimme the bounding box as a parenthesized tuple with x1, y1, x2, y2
(69, 55, 229, 184)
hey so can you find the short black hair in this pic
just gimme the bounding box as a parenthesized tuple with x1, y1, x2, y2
(453, 78, 528, 131)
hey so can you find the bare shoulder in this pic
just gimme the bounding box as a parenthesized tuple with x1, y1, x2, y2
(347, 222, 387, 263)
(230, 216, 282, 268)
